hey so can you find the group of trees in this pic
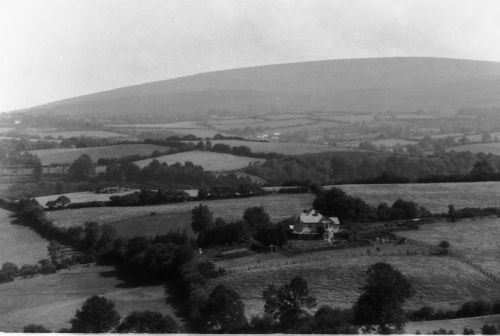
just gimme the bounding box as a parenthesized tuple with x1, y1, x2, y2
(196, 262, 414, 333)
(191, 205, 288, 249)
(24, 295, 179, 333)
(313, 188, 431, 223)
(0, 260, 56, 284)
(245, 150, 500, 186)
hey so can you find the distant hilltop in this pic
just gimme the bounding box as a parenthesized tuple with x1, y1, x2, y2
(10, 57, 500, 121)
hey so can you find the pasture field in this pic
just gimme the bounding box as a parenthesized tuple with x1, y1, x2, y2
(400, 217, 500, 277)
(133, 150, 264, 171)
(274, 121, 341, 134)
(335, 181, 500, 213)
(210, 253, 498, 319)
(199, 139, 346, 155)
(30, 144, 170, 164)
(448, 142, 500, 155)
(46, 193, 315, 236)
(0, 264, 178, 332)
(209, 117, 266, 127)
(106, 121, 205, 129)
(406, 314, 500, 334)
(315, 114, 375, 123)
(0, 209, 48, 265)
(38, 130, 132, 139)
(35, 189, 138, 206)
(370, 138, 418, 147)
(266, 113, 307, 120)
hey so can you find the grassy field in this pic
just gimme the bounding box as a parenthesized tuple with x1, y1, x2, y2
(400, 217, 500, 277)
(37, 130, 132, 139)
(448, 142, 500, 155)
(0, 209, 48, 265)
(106, 121, 205, 129)
(199, 139, 348, 155)
(0, 264, 178, 332)
(35, 190, 138, 206)
(210, 252, 498, 319)
(336, 181, 500, 213)
(133, 150, 264, 171)
(30, 144, 170, 164)
(406, 314, 500, 334)
(46, 193, 315, 236)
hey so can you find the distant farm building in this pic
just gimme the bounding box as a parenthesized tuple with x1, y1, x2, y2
(42, 164, 70, 175)
(291, 209, 340, 240)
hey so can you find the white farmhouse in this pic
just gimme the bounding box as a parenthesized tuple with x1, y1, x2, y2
(291, 209, 340, 240)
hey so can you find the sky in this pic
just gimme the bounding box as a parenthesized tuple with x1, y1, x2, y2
(1, 0, 500, 112)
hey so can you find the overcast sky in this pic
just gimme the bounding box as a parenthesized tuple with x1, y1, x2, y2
(1, 0, 500, 112)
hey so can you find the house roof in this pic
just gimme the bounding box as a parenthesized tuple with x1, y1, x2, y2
(299, 209, 340, 224)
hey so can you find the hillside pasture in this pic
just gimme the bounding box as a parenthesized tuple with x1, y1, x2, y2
(406, 314, 500, 334)
(210, 253, 498, 319)
(133, 150, 264, 171)
(30, 144, 170, 164)
(0, 209, 48, 265)
(35, 189, 138, 206)
(45, 193, 315, 236)
(448, 142, 500, 155)
(335, 181, 500, 213)
(38, 130, 132, 139)
(0, 264, 178, 332)
(370, 138, 418, 147)
(106, 121, 204, 129)
(399, 217, 500, 277)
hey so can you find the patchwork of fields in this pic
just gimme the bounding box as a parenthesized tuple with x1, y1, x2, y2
(0, 265, 177, 332)
(133, 150, 264, 171)
(30, 144, 170, 164)
(0, 209, 48, 265)
(35, 190, 138, 206)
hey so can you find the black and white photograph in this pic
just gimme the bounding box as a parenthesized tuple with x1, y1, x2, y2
(1, 0, 500, 334)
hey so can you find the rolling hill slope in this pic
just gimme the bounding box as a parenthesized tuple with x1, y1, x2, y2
(11, 57, 500, 121)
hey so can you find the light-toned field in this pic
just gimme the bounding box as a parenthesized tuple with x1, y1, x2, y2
(0, 264, 178, 332)
(400, 217, 500, 277)
(0, 209, 48, 265)
(133, 150, 264, 171)
(370, 138, 418, 147)
(448, 142, 500, 155)
(38, 130, 132, 139)
(315, 114, 375, 123)
(335, 181, 500, 213)
(200, 139, 346, 155)
(106, 121, 204, 129)
(30, 144, 170, 164)
(46, 193, 315, 236)
(406, 314, 500, 334)
(35, 190, 138, 206)
(210, 253, 498, 319)
(274, 121, 341, 134)
(0, 128, 13, 134)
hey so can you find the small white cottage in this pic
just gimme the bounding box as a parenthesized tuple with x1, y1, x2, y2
(291, 209, 341, 240)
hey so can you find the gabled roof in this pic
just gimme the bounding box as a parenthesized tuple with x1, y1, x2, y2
(299, 209, 340, 224)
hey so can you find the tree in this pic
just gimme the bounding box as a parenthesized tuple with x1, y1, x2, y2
(263, 276, 317, 328)
(23, 324, 51, 332)
(70, 295, 120, 333)
(243, 206, 271, 233)
(439, 240, 450, 250)
(299, 305, 356, 334)
(191, 204, 214, 233)
(69, 154, 94, 180)
(1, 262, 19, 277)
(353, 262, 413, 333)
(313, 188, 376, 222)
(470, 159, 496, 176)
(202, 284, 248, 332)
(117, 311, 178, 333)
(481, 324, 498, 335)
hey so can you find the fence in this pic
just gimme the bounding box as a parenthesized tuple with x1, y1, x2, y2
(390, 233, 500, 283)
(224, 246, 432, 275)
